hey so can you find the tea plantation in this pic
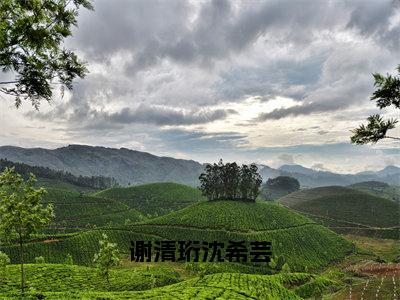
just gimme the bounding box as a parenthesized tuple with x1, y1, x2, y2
(278, 186, 400, 237)
(94, 182, 205, 216)
(0, 267, 341, 300)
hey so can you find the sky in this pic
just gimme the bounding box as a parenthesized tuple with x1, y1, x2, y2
(0, 0, 399, 173)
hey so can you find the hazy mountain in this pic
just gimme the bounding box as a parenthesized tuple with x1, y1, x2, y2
(257, 165, 281, 180)
(261, 164, 400, 187)
(0, 145, 398, 187)
(375, 165, 400, 177)
(278, 164, 317, 175)
(0, 145, 204, 186)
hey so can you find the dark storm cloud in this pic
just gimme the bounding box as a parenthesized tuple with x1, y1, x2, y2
(216, 54, 325, 101)
(154, 128, 248, 152)
(317, 130, 329, 135)
(24, 0, 399, 152)
(62, 0, 399, 118)
(256, 56, 378, 120)
(346, 0, 400, 51)
(30, 101, 236, 128)
(105, 105, 237, 126)
(72, 0, 398, 71)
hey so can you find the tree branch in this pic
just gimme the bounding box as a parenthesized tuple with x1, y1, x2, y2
(385, 136, 400, 141)
(0, 81, 18, 84)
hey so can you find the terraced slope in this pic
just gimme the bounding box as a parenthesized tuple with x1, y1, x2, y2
(143, 200, 311, 231)
(43, 188, 144, 230)
(94, 182, 205, 216)
(2, 229, 148, 265)
(2, 201, 353, 270)
(0, 266, 339, 300)
(36, 177, 97, 193)
(126, 201, 354, 270)
(0, 264, 180, 296)
(278, 186, 400, 238)
(348, 181, 400, 203)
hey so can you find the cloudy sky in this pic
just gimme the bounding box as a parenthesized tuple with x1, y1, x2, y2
(1, 0, 399, 173)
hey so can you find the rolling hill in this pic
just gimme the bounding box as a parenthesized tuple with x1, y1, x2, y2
(43, 188, 145, 231)
(126, 201, 354, 270)
(278, 186, 400, 238)
(348, 181, 400, 203)
(1, 201, 354, 270)
(94, 182, 205, 216)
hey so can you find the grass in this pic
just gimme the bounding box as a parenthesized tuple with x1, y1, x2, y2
(278, 186, 400, 237)
(94, 182, 205, 216)
(342, 234, 400, 262)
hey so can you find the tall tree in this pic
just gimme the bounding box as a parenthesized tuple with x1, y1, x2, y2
(239, 165, 252, 200)
(0, 0, 93, 109)
(0, 167, 54, 295)
(93, 233, 121, 289)
(249, 164, 262, 200)
(351, 65, 400, 144)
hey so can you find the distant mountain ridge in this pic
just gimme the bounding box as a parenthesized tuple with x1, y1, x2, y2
(0, 145, 204, 186)
(0, 144, 398, 187)
(253, 163, 399, 187)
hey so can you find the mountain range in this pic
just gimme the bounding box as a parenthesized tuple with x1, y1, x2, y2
(0, 144, 399, 187)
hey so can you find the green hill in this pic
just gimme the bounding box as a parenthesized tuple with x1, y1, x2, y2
(278, 186, 400, 238)
(0, 264, 339, 300)
(126, 201, 353, 270)
(43, 188, 145, 230)
(143, 200, 310, 230)
(348, 181, 400, 203)
(94, 182, 205, 216)
(1, 201, 353, 270)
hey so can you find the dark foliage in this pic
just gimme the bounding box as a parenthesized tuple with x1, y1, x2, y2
(264, 176, 300, 192)
(351, 65, 400, 144)
(0, 159, 118, 189)
(260, 176, 300, 201)
(0, 0, 93, 108)
(198, 159, 262, 202)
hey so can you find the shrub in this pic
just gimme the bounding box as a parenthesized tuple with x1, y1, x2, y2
(0, 251, 10, 268)
(65, 254, 74, 265)
(281, 263, 291, 273)
(35, 256, 45, 264)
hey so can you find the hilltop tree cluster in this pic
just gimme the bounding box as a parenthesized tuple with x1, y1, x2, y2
(199, 160, 262, 202)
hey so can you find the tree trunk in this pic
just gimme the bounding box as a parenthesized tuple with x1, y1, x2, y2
(106, 272, 110, 291)
(19, 235, 25, 295)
